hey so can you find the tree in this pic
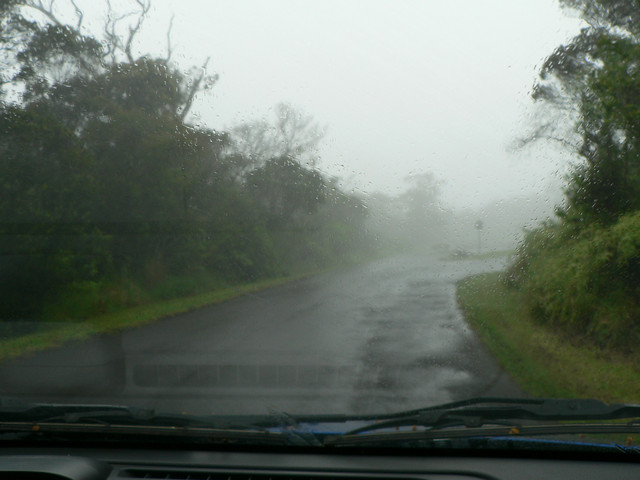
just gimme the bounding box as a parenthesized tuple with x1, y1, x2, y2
(563, 38, 640, 223)
(229, 103, 326, 179)
(531, 0, 640, 225)
(398, 172, 445, 247)
(0, 105, 105, 317)
(0, 0, 261, 315)
(246, 156, 326, 228)
(0, 0, 217, 120)
(0, 0, 372, 317)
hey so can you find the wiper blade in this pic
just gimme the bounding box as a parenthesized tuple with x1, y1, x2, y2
(0, 420, 288, 444)
(325, 423, 640, 447)
(267, 396, 640, 427)
(0, 401, 265, 430)
(0, 401, 286, 445)
(4, 397, 639, 448)
(0, 402, 210, 427)
(332, 398, 640, 437)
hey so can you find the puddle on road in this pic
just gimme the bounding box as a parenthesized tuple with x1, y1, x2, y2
(346, 256, 503, 413)
(349, 364, 472, 414)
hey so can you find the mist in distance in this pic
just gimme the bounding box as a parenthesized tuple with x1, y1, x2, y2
(160, 0, 583, 251)
(26, 0, 585, 253)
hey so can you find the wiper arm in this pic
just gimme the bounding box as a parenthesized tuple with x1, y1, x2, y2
(325, 423, 640, 447)
(0, 401, 286, 445)
(0, 400, 149, 423)
(0, 401, 266, 430)
(264, 396, 638, 427)
(334, 398, 640, 437)
(0, 420, 288, 445)
(4, 397, 639, 448)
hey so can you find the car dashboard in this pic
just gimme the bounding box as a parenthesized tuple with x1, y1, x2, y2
(1, 445, 639, 480)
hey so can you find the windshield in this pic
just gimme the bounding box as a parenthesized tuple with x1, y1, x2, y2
(1, 0, 639, 451)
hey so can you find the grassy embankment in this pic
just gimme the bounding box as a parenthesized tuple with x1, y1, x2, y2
(0, 274, 307, 362)
(457, 272, 640, 403)
(0, 247, 386, 362)
(445, 249, 514, 261)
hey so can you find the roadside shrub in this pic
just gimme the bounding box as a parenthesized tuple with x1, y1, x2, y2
(503, 222, 562, 288)
(510, 211, 640, 351)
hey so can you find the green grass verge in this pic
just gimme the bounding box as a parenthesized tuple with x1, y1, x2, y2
(468, 249, 514, 260)
(457, 272, 640, 403)
(0, 249, 387, 363)
(443, 249, 514, 262)
(0, 274, 309, 363)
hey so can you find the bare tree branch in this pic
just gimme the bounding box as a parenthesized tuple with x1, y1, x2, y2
(102, 0, 150, 63)
(103, 0, 126, 62)
(28, 0, 64, 27)
(25, 0, 171, 66)
(21, 0, 96, 76)
(179, 56, 210, 121)
(230, 104, 326, 171)
(510, 122, 580, 154)
(274, 103, 325, 165)
(124, 0, 150, 63)
(231, 120, 278, 169)
(163, 13, 174, 62)
(69, 0, 83, 29)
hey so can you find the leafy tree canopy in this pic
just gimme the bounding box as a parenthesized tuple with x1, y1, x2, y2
(532, 0, 640, 224)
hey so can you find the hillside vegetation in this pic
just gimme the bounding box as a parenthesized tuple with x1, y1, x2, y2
(503, 0, 640, 354)
(0, 1, 375, 321)
(507, 213, 640, 351)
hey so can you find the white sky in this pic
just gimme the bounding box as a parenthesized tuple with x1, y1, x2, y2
(60, 0, 586, 209)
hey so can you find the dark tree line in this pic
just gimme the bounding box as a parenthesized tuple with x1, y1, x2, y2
(0, 0, 371, 319)
(507, 0, 640, 349)
(531, 0, 640, 225)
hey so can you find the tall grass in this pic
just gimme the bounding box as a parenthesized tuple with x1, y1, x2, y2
(457, 272, 640, 402)
(506, 211, 640, 351)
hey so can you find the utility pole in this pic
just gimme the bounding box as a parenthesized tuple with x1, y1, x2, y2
(474, 220, 483, 255)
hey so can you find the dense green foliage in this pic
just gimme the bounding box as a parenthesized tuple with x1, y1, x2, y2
(509, 0, 640, 349)
(458, 272, 640, 402)
(563, 36, 640, 223)
(508, 213, 640, 349)
(533, 0, 640, 224)
(0, 1, 372, 320)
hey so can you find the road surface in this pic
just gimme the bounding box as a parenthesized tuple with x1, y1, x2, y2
(0, 253, 523, 415)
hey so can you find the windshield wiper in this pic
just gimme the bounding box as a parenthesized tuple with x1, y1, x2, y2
(0, 401, 288, 445)
(347, 398, 640, 432)
(3, 397, 639, 448)
(322, 397, 640, 446)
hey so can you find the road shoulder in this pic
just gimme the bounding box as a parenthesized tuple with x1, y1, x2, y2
(456, 272, 640, 403)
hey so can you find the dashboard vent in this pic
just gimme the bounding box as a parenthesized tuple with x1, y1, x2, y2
(119, 469, 422, 480)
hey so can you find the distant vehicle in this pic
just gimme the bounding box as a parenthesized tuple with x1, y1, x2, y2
(451, 248, 471, 259)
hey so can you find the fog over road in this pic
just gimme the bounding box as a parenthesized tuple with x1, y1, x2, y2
(0, 254, 523, 415)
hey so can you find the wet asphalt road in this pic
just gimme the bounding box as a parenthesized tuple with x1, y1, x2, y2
(0, 254, 523, 415)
